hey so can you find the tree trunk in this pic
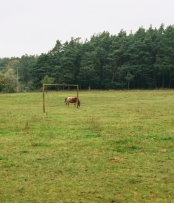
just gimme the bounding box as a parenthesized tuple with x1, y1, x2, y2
(162, 74, 164, 88)
(112, 64, 116, 82)
(88, 82, 91, 90)
(168, 70, 171, 89)
(128, 81, 130, 90)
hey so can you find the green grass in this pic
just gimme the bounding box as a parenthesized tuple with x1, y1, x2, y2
(0, 90, 174, 202)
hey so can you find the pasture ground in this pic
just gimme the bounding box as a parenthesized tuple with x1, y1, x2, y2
(0, 90, 174, 203)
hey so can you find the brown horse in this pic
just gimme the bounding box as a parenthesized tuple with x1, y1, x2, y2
(65, 97, 80, 108)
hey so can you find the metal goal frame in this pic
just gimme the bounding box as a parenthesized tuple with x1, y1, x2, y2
(42, 84, 79, 113)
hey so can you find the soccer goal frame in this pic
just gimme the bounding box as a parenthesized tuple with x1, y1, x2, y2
(42, 84, 79, 113)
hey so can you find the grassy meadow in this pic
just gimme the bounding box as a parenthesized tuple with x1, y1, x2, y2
(0, 90, 174, 203)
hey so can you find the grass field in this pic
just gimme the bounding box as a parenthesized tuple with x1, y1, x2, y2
(0, 90, 174, 203)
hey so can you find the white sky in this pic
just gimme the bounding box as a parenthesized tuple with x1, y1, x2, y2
(0, 0, 174, 58)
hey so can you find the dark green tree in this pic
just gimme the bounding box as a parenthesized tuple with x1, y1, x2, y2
(78, 50, 100, 90)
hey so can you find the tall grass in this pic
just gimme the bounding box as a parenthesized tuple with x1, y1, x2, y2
(0, 90, 174, 202)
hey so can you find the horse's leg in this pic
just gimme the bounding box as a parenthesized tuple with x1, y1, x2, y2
(65, 98, 68, 106)
(65, 100, 69, 107)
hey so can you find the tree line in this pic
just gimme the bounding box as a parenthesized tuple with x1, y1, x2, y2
(0, 24, 174, 92)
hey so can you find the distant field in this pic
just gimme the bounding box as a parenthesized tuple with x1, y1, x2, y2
(0, 90, 174, 202)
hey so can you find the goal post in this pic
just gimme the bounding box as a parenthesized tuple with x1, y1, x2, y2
(42, 84, 79, 113)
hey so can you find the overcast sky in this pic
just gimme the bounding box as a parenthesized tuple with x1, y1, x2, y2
(0, 0, 173, 58)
